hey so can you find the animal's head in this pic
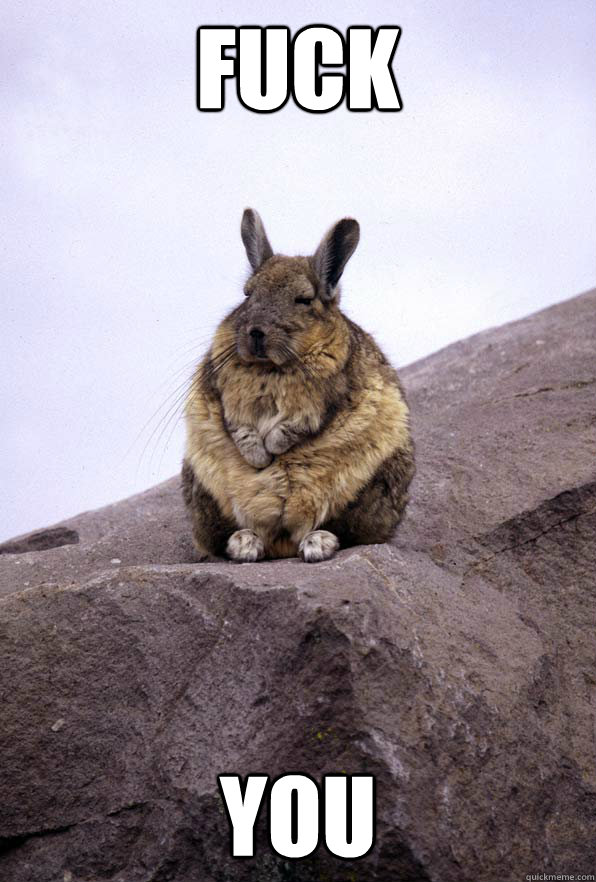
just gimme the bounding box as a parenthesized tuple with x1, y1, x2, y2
(233, 208, 360, 366)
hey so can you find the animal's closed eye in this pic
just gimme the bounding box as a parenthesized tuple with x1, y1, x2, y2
(295, 297, 313, 305)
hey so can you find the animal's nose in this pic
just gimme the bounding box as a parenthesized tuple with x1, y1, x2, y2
(248, 327, 267, 357)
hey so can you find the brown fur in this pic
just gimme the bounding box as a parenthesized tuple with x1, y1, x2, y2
(182, 211, 414, 562)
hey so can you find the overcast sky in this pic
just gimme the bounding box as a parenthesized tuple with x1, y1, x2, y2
(1, 0, 594, 542)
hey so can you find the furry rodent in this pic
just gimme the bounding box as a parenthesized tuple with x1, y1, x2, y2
(182, 208, 414, 563)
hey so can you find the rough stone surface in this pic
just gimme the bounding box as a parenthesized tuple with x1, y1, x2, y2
(0, 291, 594, 882)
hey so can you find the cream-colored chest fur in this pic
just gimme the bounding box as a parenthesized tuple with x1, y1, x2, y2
(185, 358, 410, 547)
(219, 362, 326, 439)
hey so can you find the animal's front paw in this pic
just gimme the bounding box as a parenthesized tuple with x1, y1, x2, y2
(264, 424, 293, 455)
(298, 530, 339, 563)
(227, 529, 265, 563)
(230, 427, 272, 468)
(241, 444, 273, 469)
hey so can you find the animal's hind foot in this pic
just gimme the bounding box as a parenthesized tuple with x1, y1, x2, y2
(299, 530, 339, 563)
(226, 529, 265, 563)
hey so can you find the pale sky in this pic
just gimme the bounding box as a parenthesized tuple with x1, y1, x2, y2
(1, 0, 595, 541)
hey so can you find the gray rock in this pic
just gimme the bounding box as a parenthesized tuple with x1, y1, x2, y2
(0, 291, 594, 882)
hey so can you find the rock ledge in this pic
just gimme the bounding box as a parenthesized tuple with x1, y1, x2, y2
(0, 292, 594, 882)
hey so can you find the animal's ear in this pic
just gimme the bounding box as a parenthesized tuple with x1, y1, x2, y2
(312, 218, 360, 300)
(241, 208, 274, 271)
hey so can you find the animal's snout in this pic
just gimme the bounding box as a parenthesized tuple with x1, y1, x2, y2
(248, 327, 267, 358)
